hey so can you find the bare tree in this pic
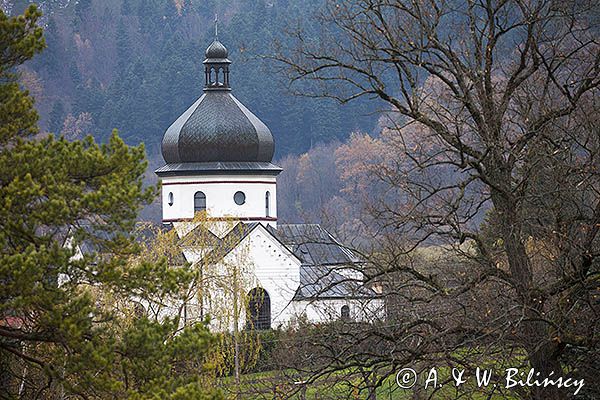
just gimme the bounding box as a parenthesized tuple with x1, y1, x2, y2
(275, 0, 600, 399)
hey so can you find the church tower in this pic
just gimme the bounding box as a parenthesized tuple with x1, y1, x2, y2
(156, 37, 281, 234)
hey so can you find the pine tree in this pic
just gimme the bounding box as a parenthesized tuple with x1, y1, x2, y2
(0, 6, 222, 399)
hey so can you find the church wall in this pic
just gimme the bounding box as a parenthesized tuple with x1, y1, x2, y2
(160, 174, 277, 227)
(221, 225, 301, 330)
(292, 298, 386, 324)
(192, 224, 301, 331)
(172, 224, 386, 330)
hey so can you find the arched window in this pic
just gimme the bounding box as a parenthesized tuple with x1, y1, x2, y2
(194, 191, 206, 212)
(132, 301, 146, 318)
(247, 287, 271, 330)
(168, 192, 174, 206)
(265, 191, 271, 217)
(341, 305, 350, 320)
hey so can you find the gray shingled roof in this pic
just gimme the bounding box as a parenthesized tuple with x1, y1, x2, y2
(161, 91, 274, 164)
(155, 161, 282, 177)
(205, 39, 228, 59)
(182, 223, 223, 247)
(268, 224, 375, 300)
(294, 265, 376, 300)
(75, 225, 115, 256)
(267, 224, 361, 266)
(198, 222, 260, 263)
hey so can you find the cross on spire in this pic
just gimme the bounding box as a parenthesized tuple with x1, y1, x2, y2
(214, 14, 218, 40)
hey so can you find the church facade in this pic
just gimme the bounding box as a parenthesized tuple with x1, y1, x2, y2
(154, 38, 384, 329)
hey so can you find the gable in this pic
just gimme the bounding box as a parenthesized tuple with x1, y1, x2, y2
(222, 223, 302, 267)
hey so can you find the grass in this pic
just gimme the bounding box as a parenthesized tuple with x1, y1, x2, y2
(217, 365, 521, 399)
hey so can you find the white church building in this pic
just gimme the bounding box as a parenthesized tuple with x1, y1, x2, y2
(152, 38, 383, 330)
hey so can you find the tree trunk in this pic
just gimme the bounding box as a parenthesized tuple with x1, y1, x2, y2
(528, 338, 564, 400)
(493, 190, 566, 400)
(233, 264, 241, 399)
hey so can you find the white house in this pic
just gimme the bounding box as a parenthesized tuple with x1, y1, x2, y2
(151, 38, 384, 330)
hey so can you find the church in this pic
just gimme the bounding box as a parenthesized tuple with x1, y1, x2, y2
(153, 37, 383, 330)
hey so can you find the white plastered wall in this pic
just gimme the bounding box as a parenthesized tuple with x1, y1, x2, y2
(292, 298, 386, 324)
(160, 174, 277, 228)
(201, 224, 301, 331)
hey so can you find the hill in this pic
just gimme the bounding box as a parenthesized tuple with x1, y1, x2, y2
(6, 0, 379, 164)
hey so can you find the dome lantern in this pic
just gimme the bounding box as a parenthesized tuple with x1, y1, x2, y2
(204, 15, 230, 90)
(204, 39, 231, 90)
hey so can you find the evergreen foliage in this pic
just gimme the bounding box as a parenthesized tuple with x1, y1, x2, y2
(0, 6, 222, 399)
(15, 0, 379, 160)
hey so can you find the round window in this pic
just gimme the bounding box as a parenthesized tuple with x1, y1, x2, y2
(234, 191, 246, 205)
(168, 192, 174, 206)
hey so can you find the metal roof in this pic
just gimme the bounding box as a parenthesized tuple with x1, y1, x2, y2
(161, 39, 274, 166)
(155, 161, 282, 177)
(78, 223, 189, 265)
(198, 222, 260, 263)
(267, 224, 374, 299)
(268, 224, 362, 266)
(161, 92, 274, 164)
(205, 39, 228, 59)
(294, 265, 376, 300)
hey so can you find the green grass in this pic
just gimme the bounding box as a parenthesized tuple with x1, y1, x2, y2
(216, 346, 528, 398)
(217, 366, 521, 399)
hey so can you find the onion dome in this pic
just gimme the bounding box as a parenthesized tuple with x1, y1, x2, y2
(160, 39, 275, 164)
(205, 39, 228, 59)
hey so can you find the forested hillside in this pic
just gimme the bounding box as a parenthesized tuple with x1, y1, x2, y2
(4, 0, 379, 165)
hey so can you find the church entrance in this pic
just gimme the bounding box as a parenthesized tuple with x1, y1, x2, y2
(246, 287, 271, 330)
